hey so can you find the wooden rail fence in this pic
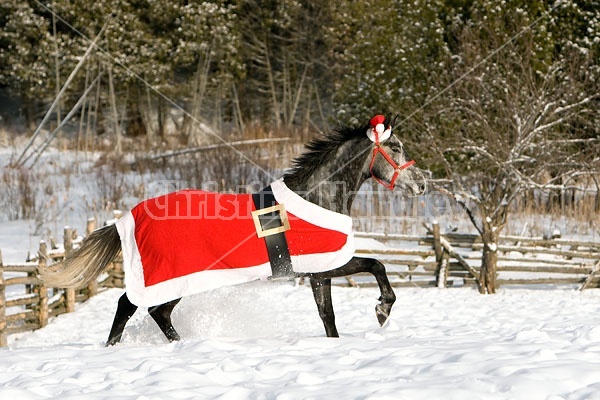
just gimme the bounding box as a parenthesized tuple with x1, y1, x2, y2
(1, 220, 599, 346)
(347, 226, 600, 290)
(0, 218, 123, 347)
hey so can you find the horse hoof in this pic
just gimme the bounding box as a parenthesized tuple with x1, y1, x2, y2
(375, 304, 390, 326)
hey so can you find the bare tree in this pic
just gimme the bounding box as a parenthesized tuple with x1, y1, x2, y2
(413, 15, 599, 294)
(235, 0, 334, 131)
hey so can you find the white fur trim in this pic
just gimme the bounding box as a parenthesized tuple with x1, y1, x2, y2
(271, 178, 353, 234)
(366, 127, 392, 143)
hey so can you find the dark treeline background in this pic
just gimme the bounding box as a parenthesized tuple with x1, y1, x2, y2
(0, 1, 598, 146)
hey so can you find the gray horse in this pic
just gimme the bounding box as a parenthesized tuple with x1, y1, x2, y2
(39, 115, 427, 345)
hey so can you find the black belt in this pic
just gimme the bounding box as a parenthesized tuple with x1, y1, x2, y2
(251, 185, 294, 278)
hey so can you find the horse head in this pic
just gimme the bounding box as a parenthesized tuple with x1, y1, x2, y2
(364, 115, 427, 196)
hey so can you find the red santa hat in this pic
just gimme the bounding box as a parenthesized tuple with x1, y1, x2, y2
(366, 115, 392, 143)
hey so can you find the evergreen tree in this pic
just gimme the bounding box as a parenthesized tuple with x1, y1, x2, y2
(233, 0, 336, 131)
(0, 1, 54, 125)
(330, 0, 450, 125)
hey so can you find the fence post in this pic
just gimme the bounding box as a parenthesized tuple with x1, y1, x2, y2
(432, 222, 448, 287)
(107, 212, 124, 288)
(64, 227, 76, 313)
(437, 252, 450, 288)
(37, 241, 49, 328)
(86, 217, 96, 236)
(432, 222, 442, 261)
(0, 248, 7, 347)
(85, 218, 98, 298)
(579, 260, 600, 291)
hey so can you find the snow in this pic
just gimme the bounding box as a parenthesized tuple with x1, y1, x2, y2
(2, 149, 600, 398)
(2, 283, 600, 399)
(0, 219, 42, 265)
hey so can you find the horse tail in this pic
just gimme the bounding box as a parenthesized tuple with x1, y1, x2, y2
(38, 224, 121, 288)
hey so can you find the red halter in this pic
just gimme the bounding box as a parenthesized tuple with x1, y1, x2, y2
(367, 116, 416, 190)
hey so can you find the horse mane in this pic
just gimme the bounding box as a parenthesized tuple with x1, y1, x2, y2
(283, 123, 368, 186)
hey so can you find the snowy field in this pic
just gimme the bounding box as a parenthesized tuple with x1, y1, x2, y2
(3, 282, 600, 399)
(2, 148, 600, 398)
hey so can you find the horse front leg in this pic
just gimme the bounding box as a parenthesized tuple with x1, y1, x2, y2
(309, 278, 339, 337)
(309, 257, 396, 326)
(359, 257, 397, 326)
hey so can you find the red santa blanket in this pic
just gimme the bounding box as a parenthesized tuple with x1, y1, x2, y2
(115, 179, 355, 306)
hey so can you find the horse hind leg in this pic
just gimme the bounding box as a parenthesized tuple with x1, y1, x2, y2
(148, 298, 182, 343)
(106, 293, 138, 346)
(310, 278, 339, 337)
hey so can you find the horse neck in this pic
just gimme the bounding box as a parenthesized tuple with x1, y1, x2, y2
(283, 138, 371, 215)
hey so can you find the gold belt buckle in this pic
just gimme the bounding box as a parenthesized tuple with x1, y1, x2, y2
(251, 204, 291, 238)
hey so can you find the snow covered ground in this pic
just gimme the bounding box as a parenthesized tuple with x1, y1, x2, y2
(2, 148, 600, 399)
(3, 282, 600, 399)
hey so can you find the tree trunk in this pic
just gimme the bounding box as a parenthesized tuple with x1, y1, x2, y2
(126, 90, 148, 138)
(0, 248, 7, 347)
(480, 243, 498, 294)
(187, 52, 211, 146)
(263, 39, 281, 129)
(157, 97, 166, 141)
(52, 12, 62, 129)
(594, 178, 600, 213)
(107, 66, 122, 155)
(479, 225, 499, 294)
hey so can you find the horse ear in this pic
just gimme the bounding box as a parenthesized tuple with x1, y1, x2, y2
(366, 128, 392, 143)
